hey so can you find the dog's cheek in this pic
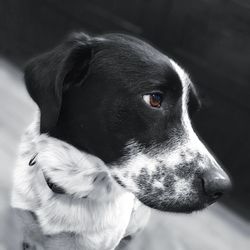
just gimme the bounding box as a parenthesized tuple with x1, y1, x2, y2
(129, 167, 176, 203)
(132, 163, 202, 209)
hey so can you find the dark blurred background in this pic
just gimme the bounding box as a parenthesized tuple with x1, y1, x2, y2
(0, 2, 250, 250)
(1, 0, 249, 218)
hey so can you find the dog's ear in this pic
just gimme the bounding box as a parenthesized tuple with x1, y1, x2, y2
(24, 33, 92, 133)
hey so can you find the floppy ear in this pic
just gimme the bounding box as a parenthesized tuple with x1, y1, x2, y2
(24, 33, 92, 133)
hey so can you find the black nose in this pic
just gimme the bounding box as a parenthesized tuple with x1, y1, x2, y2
(201, 169, 231, 200)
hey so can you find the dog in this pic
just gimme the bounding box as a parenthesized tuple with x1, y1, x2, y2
(11, 32, 231, 250)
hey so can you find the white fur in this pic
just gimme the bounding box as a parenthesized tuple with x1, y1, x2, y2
(170, 59, 221, 170)
(11, 115, 150, 250)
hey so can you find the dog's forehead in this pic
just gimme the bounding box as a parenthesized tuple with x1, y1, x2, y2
(100, 33, 167, 61)
(92, 34, 184, 91)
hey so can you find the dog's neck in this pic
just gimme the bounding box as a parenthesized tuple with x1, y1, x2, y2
(11, 113, 150, 250)
(39, 139, 124, 202)
(12, 113, 130, 211)
(12, 113, 136, 237)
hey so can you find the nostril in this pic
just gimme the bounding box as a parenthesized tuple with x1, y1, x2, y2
(201, 170, 231, 201)
(201, 179, 223, 200)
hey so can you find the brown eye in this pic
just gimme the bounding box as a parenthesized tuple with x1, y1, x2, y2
(143, 93, 162, 108)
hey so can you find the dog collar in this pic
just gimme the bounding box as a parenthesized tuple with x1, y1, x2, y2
(29, 153, 66, 195)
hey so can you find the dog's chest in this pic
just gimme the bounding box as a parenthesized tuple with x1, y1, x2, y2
(15, 191, 136, 250)
(13, 167, 136, 250)
(40, 192, 136, 250)
(11, 120, 150, 250)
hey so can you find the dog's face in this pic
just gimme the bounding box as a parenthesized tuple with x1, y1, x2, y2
(25, 33, 231, 213)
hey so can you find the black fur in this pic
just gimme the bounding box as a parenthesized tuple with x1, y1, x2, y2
(25, 33, 195, 164)
(23, 32, 232, 214)
(25, 33, 92, 133)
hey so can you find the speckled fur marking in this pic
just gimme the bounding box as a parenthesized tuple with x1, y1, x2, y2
(11, 33, 229, 249)
(109, 60, 226, 212)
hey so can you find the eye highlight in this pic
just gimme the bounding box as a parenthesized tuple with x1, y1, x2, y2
(143, 93, 162, 108)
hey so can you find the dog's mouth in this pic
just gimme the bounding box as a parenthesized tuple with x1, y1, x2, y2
(135, 192, 212, 213)
(111, 173, 220, 213)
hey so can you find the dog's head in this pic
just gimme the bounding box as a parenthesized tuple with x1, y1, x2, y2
(25, 32, 231, 213)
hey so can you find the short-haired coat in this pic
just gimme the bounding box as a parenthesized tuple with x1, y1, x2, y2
(11, 32, 231, 250)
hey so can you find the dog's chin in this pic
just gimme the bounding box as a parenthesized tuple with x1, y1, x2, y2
(136, 196, 212, 213)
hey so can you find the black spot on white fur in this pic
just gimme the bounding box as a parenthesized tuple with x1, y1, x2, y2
(113, 175, 126, 188)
